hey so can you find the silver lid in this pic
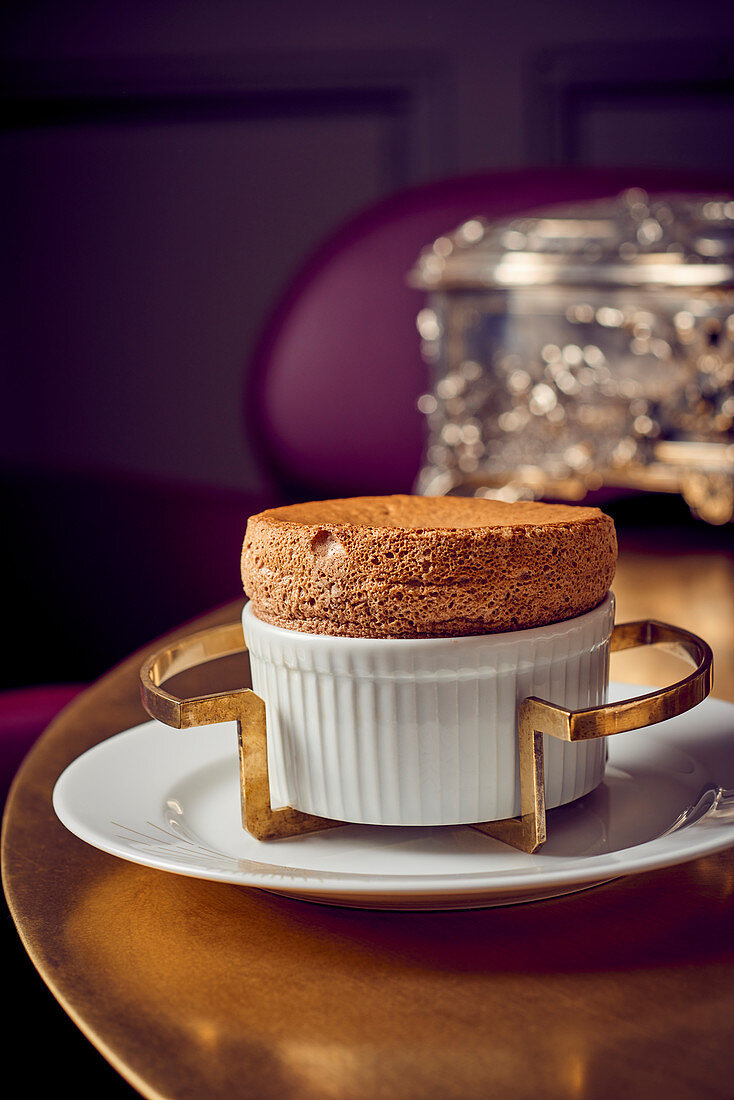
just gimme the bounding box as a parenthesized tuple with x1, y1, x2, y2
(410, 189, 734, 291)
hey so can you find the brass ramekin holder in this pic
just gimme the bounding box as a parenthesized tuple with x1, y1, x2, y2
(139, 618, 713, 853)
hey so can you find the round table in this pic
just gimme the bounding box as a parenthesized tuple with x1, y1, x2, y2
(4, 543, 734, 1099)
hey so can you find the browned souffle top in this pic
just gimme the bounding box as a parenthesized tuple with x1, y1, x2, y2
(241, 495, 617, 638)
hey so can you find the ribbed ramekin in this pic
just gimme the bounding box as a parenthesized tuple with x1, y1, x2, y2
(242, 594, 615, 827)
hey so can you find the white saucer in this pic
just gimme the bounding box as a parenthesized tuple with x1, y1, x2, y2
(52, 686, 734, 910)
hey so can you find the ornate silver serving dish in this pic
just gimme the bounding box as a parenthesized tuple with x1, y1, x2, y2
(410, 189, 734, 523)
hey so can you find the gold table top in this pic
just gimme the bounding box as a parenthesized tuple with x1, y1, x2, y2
(4, 543, 734, 1099)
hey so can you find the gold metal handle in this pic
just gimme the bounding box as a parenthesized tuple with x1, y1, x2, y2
(479, 620, 714, 852)
(139, 620, 339, 840)
(140, 620, 251, 728)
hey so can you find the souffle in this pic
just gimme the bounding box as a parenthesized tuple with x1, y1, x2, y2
(241, 494, 617, 639)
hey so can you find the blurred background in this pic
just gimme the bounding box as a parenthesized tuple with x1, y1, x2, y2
(2, 0, 734, 689)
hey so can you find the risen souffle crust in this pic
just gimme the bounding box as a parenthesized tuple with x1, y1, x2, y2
(240, 495, 617, 638)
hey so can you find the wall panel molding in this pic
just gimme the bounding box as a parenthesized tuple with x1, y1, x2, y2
(527, 39, 734, 169)
(1, 50, 454, 187)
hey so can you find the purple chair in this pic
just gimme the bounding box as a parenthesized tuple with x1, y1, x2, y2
(0, 685, 85, 805)
(5, 166, 730, 804)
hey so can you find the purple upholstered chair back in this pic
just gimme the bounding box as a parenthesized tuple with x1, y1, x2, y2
(247, 166, 732, 501)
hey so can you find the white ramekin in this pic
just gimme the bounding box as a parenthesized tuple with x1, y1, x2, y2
(242, 594, 615, 827)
